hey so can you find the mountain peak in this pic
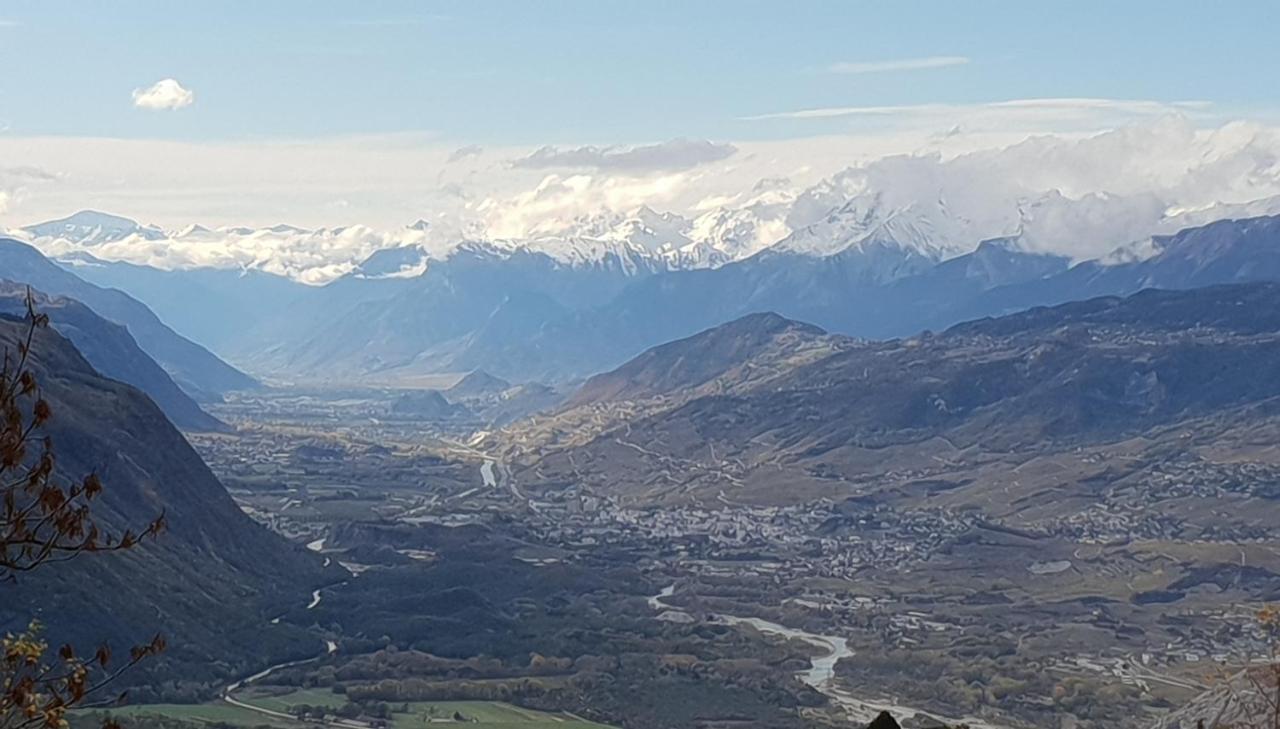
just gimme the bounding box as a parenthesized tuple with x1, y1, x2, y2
(352, 244, 430, 279)
(568, 311, 830, 407)
(23, 209, 166, 245)
(266, 223, 311, 234)
(719, 310, 825, 337)
(175, 223, 212, 237)
(42, 209, 139, 228)
(446, 369, 512, 399)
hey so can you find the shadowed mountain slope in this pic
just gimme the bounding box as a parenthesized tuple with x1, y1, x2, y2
(0, 316, 328, 688)
(0, 238, 257, 399)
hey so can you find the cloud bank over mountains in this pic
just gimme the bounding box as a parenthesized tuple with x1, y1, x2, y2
(7, 117, 1280, 283)
(511, 139, 739, 172)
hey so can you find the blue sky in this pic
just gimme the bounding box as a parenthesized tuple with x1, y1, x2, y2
(2, 0, 1277, 144)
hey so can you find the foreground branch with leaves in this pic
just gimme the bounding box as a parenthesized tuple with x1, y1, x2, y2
(1218, 606, 1280, 729)
(0, 292, 166, 729)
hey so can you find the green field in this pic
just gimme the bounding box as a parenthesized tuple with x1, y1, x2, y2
(237, 688, 346, 713)
(389, 701, 612, 728)
(91, 690, 615, 729)
(89, 702, 295, 728)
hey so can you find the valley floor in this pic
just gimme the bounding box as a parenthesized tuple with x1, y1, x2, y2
(169, 386, 1280, 729)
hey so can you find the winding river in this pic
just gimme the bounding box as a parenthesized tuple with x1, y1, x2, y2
(649, 585, 1005, 728)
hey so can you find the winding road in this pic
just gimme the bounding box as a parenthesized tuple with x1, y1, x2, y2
(223, 569, 343, 725)
(222, 639, 340, 720)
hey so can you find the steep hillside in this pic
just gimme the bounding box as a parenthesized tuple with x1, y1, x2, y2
(516, 283, 1280, 510)
(501, 312, 851, 456)
(0, 316, 328, 690)
(0, 285, 226, 431)
(0, 239, 258, 398)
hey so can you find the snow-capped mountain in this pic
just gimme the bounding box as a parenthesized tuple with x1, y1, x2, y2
(16, 117, 1280, 285)
(36, 205, 1280, 388)
(22, 209, 168, 246)
(350, 244, 433, 279)
(776, 192, 981, 259)
(18, 137, 1280, 290)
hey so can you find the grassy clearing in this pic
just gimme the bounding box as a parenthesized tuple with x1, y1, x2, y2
(393, 700, 610, 727)
(239, 687, 347, 712)
(93, 692, 614, 729)
(89, 701, 294, 728)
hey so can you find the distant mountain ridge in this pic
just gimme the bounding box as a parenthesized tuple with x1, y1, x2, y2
(0, 285, 227, 431)
(24, 210, 1280, 387)
(567, 312, 830, 408)
(23, 209, 167, 246)
(59, 251, 307, 352)
(0, 238, 258, 398)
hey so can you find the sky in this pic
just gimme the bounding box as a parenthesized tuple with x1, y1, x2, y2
(1, 0, 1279, 233)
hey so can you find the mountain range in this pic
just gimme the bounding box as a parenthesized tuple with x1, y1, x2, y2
(0, 238, 258, 401)
(15, 204, 1280, 390)
(510, 281, 1280, 514)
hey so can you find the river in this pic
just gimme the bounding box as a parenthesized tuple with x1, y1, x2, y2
(649, 585, 1006, 728)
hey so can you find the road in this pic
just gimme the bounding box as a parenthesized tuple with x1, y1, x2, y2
(223, 640, 343, 723)
(223, 582, 345, 726)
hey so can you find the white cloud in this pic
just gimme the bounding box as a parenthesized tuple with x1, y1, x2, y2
(476, 172, 693, 239)
(827, 56, 969, 74)
(741, 97, 1213, 126)
(512, 139, 737, 172)
(132, 78, 195, 111)
(446, 144, 484, 163)
(0, 165, 57, 221)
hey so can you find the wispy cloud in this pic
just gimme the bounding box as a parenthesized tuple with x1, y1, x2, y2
(741, 97, 1214, 122)
(826, 55, 970, 75)
(0, 165, 59, 183)
(511, 138, 738, 173)
(0, 19, 20, 28)
(132, 78, 195, 111)
(447, 144, 484, 163)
